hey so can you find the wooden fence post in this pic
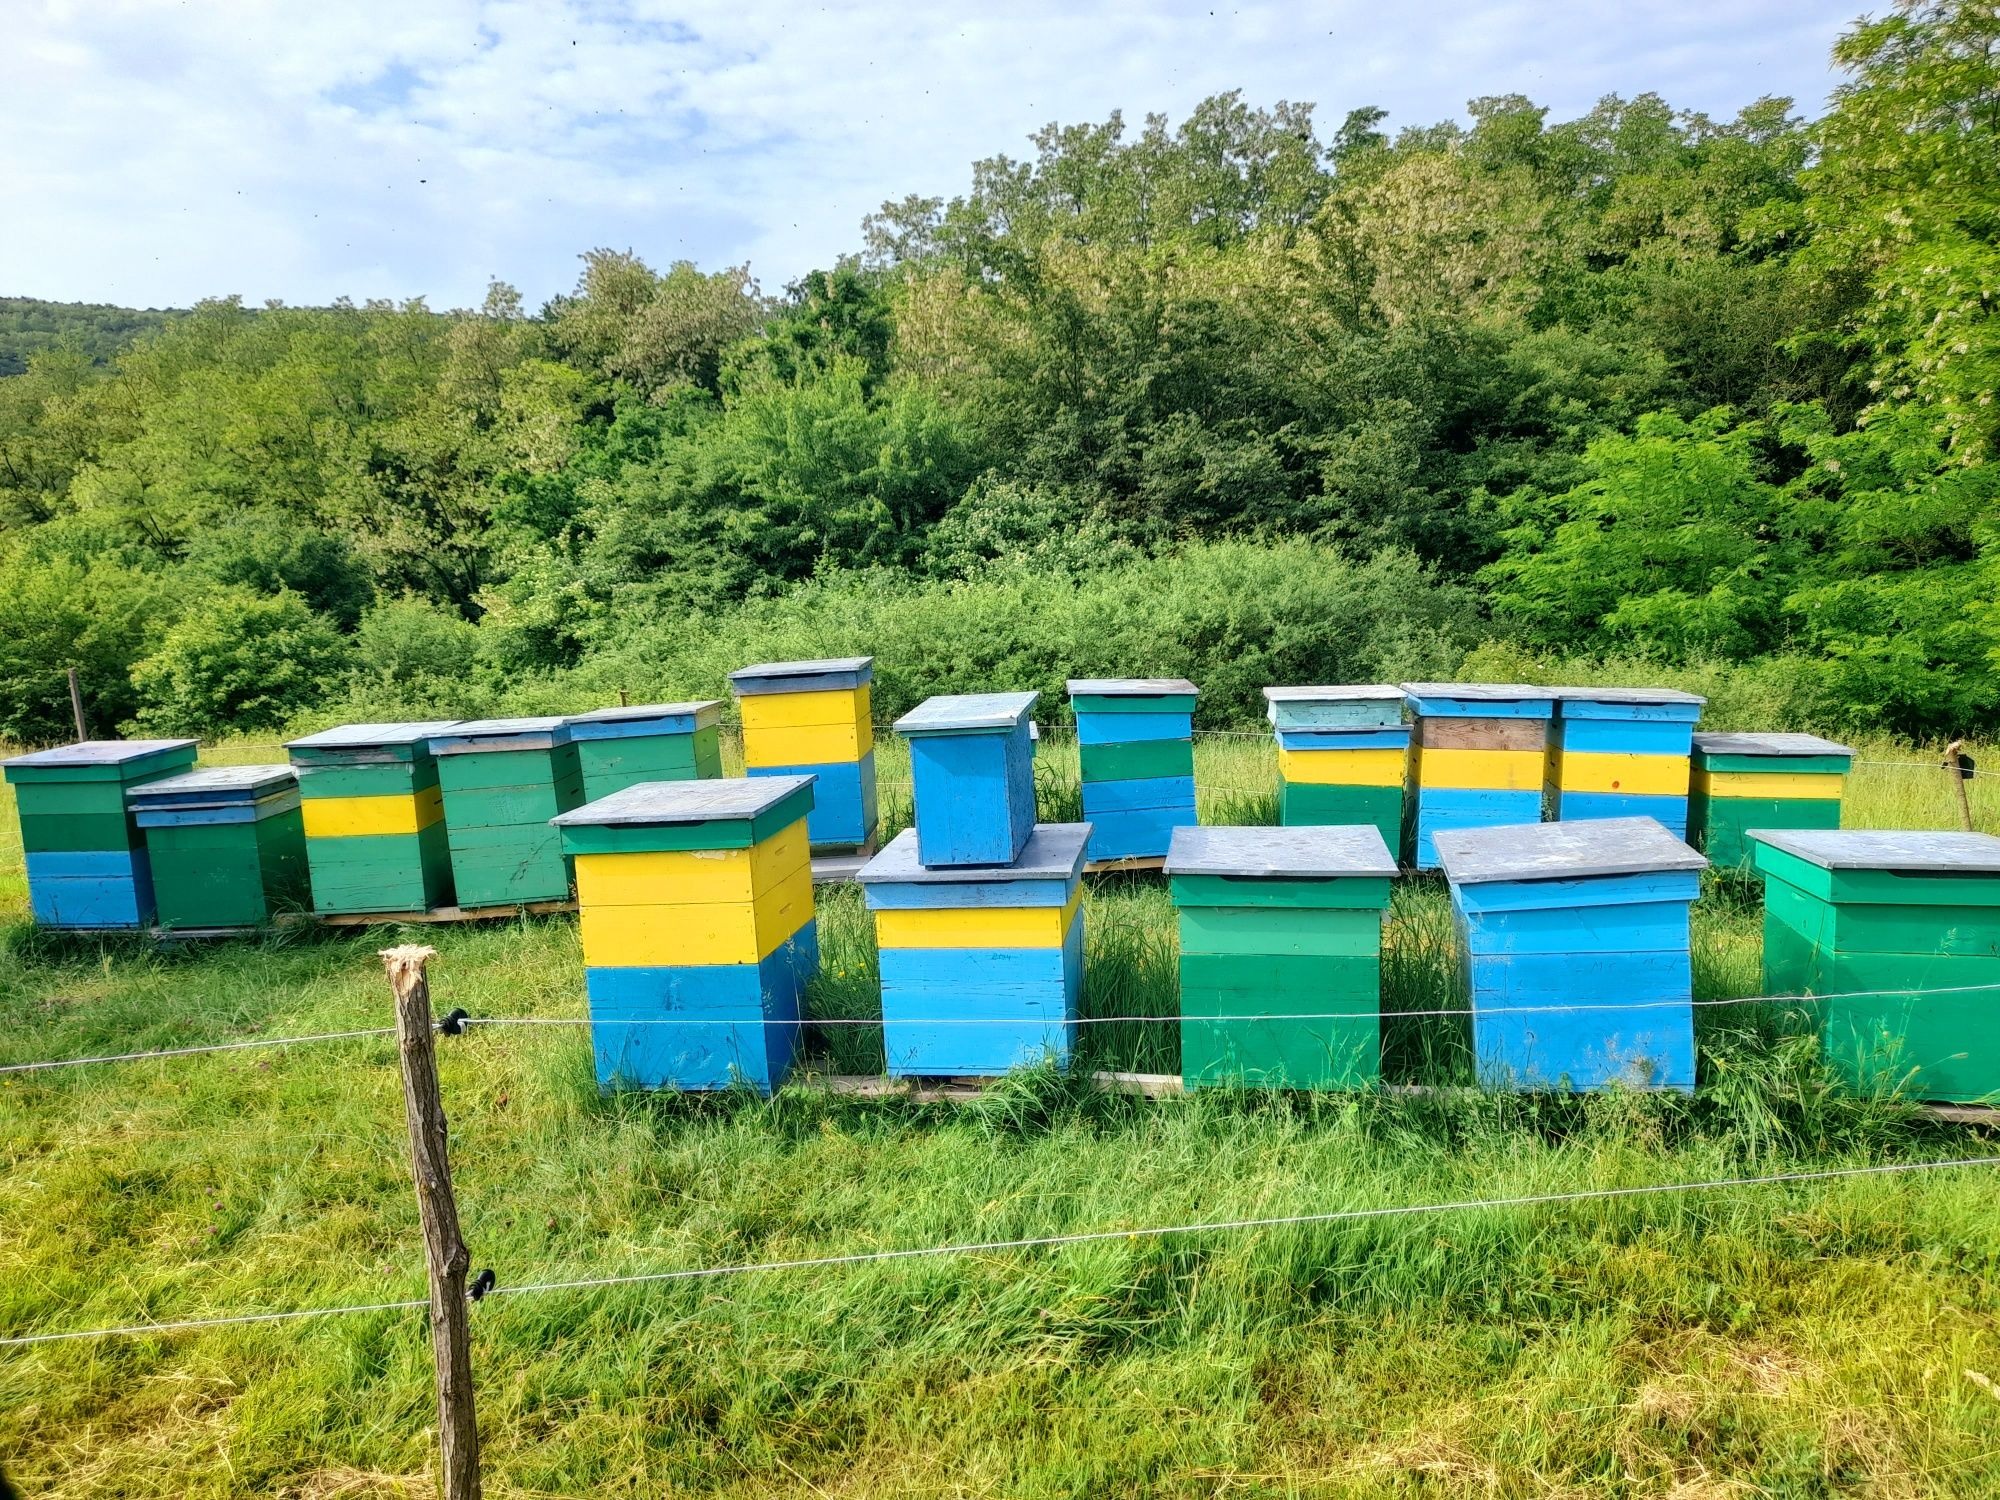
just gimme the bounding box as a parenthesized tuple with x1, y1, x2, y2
(382, 944, 482, 1500)
(67, 667, 90, 741)
(1946, 739, 1976, 833)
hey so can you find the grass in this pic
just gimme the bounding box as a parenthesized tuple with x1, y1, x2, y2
(4, 732, 2000, 1496)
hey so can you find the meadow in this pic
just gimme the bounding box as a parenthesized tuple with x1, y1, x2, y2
(4, 732, 2000, 1497)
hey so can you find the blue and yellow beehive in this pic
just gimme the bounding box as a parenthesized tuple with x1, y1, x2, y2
(1167, 825, 1396, 1090)
(1265, 685, 1410, 853)
(565, 701, 723, 804)
(553, 776, 818, 1093)
(429, 717, 583, 907)
(1067, 678, 1197, 863)
(287, 722, 459, 916)
(1691, 732, 1854, 869)
(1547, 687, 1705, 837)
(1401, 683, 1558, 869)
(729, 658, 876, 850)
(128, 765, 308, 931)
(1436, 816, 1705, 1092)
(5, 739, 196, 929)
(894, 692, 1040, 867)
(1753, 829, 2000, 1103)
(857, 822, 1088, 1077)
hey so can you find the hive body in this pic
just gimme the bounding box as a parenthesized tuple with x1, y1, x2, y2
(128, 765, 307, 930)
(1265, 686, 1409, 854)
(1691, 732, 1853, 869)
(858, 824, 1088, 1076)
(894, 693, 1040, 867)
(1069, 678, 1198, 862)
(430, 718, 585, 907)
(1547, 688, 1704, 838)
(287, 722, 459, 915)
(730, 658, 877, 849)
(556, 777, 818, 1093)
(1437, 817, 1705, 1092)
(1167, 825, 1396, 1089)
(1753, 829, 2000, 1102)
(565, 701, 723, 804)
(5, 739, 197, 929)
(1402, 685, 1558, 870)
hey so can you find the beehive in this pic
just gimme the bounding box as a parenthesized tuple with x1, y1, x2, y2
(1435, 816, 1705, 1092)
(894, 692, 1040, 867)
(1402, 684, 1559, 869)
(4, 740, 196, 929)
(1167, 825, 1396, 1090)
(729, 657, 877, 850)
(1753, 829, 2000, 1102)
(1547, 687, 1705, 837)
(565, 700, 723, 803)
(1068, 678, 1198, 862)
(857, 823, 1088, 1077)
(128, 765, 307, 931)
(553, 776, 818, 1093)
(430, 717, 583, 907)
(1264, 685, 1410, 853)
(1691, 732, 1854, 869)
(287, 722, 459, 915)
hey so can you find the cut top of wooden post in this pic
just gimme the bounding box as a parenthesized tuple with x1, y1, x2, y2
(563, 701, 721, 739)
(1401, 683, 1559, 719)
(1435, 816, 1706, 886)
(428, 717, 574, 754)
(3, 739, 197, 783)
(729, 658, 874, 695)
(894, 692, 1040, 737)
(1165, 824, 1397, 880)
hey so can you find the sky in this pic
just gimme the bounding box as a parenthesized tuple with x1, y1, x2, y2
(2, 0, 1864, 312)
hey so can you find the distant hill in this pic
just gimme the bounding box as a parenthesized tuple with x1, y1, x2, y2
(0, 296, 177, 375)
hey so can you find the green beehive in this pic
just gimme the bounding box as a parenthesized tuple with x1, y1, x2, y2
(1754, 829, 2000, 1103)
(564, 701, 724, 804)
(129, 765, 308, 931)
(430, 718, 584, 907)
(4, 740, 197, 929)
(1166, 824, 1397, 1089)
(289, 722, 459, 916)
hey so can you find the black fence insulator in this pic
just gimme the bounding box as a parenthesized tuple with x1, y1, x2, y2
(437, 1008, 471, 1036)
(468, 1268, 497, 1302)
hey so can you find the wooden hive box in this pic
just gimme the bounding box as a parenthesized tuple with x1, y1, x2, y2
(1166, 825, 1396, 1090)
(4, 739, 197, 929)
(128, 765, 307, 931)
(554, 775, 818, 1093)
(1401, 684, 1559, 870)
(286, 722, 459, 916)
(728, 657, 877, 851)
(430, 717, 584, 907)
(894, 692, 1040, 867)
(1067, 678, 1198, 862)
(857, 823, 1088, 1077)
(1752, 829, 2000, 1102)
(564, 700, 723, 804)
(1691, 732, 1853, 869)
(1436, 816, 1705, 1092)
(1547, 688, 1705, 837)
(1264, 685, 1410, 853)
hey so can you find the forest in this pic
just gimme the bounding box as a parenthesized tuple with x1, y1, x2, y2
(2, 0, 1995, 746)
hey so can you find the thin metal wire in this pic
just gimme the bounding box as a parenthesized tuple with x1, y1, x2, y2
(0, 1027, 398, 1076)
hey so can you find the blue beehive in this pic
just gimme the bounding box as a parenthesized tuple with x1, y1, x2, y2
(1067, 678, 1198, 862)
(1435, 816, 1705, 1092)
(893, 692, 1040, 867)
(1547, 687, 1705, 837)
(1402, 683, 1559, 869)
(729, 657, 878, 850)
(857, 823, 1089, 1076)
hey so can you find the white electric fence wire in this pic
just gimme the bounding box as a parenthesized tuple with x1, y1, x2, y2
(7, 1155, 1996, 1350)
(0, 1027, 398, 1075)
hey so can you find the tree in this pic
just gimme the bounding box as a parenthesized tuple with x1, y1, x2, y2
(130, 589, 352, 735)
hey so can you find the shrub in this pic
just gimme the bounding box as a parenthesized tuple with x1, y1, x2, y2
(130, 589, 351, 736)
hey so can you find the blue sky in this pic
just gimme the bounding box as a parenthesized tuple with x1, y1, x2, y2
(2, 1, 1863, 311)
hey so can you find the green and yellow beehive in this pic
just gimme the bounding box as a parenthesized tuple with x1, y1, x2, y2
(4, 740, 196, 929)
(288, 722, 459, 916)
(1691, 732, 1853, 869)
(1167, 824, 1397, 1090)
(430, 718, 584, 907)
(128, 765, 308, 931)
(564, 701, 724, 804)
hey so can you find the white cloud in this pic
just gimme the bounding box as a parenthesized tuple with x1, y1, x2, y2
(0, 0, 1856, 310)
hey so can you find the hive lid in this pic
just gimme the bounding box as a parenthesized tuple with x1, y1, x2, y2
(429, 716, 572, 752)
(1551, 686, 1707, 706)
(1401, 682, 1559, 703)
(286, 721, 461, 751)
(1165, 825, 1397, 879)
(894, 692, 1039, 736)
(551, 774, 815, 827)
(729, 657, 873, 683)
(857, 824, 1091, 884)
(565, 699, 721, 726)
(1747, 828, 2000, 873)
(1693, 731, 1854, 758)
(1262, 685, 1405, 703)
(127, 765, 295, 802)
(1434, 816, 1706, 884)
(1066, 678, 1198, 697)
(4, 739, 195, 770)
